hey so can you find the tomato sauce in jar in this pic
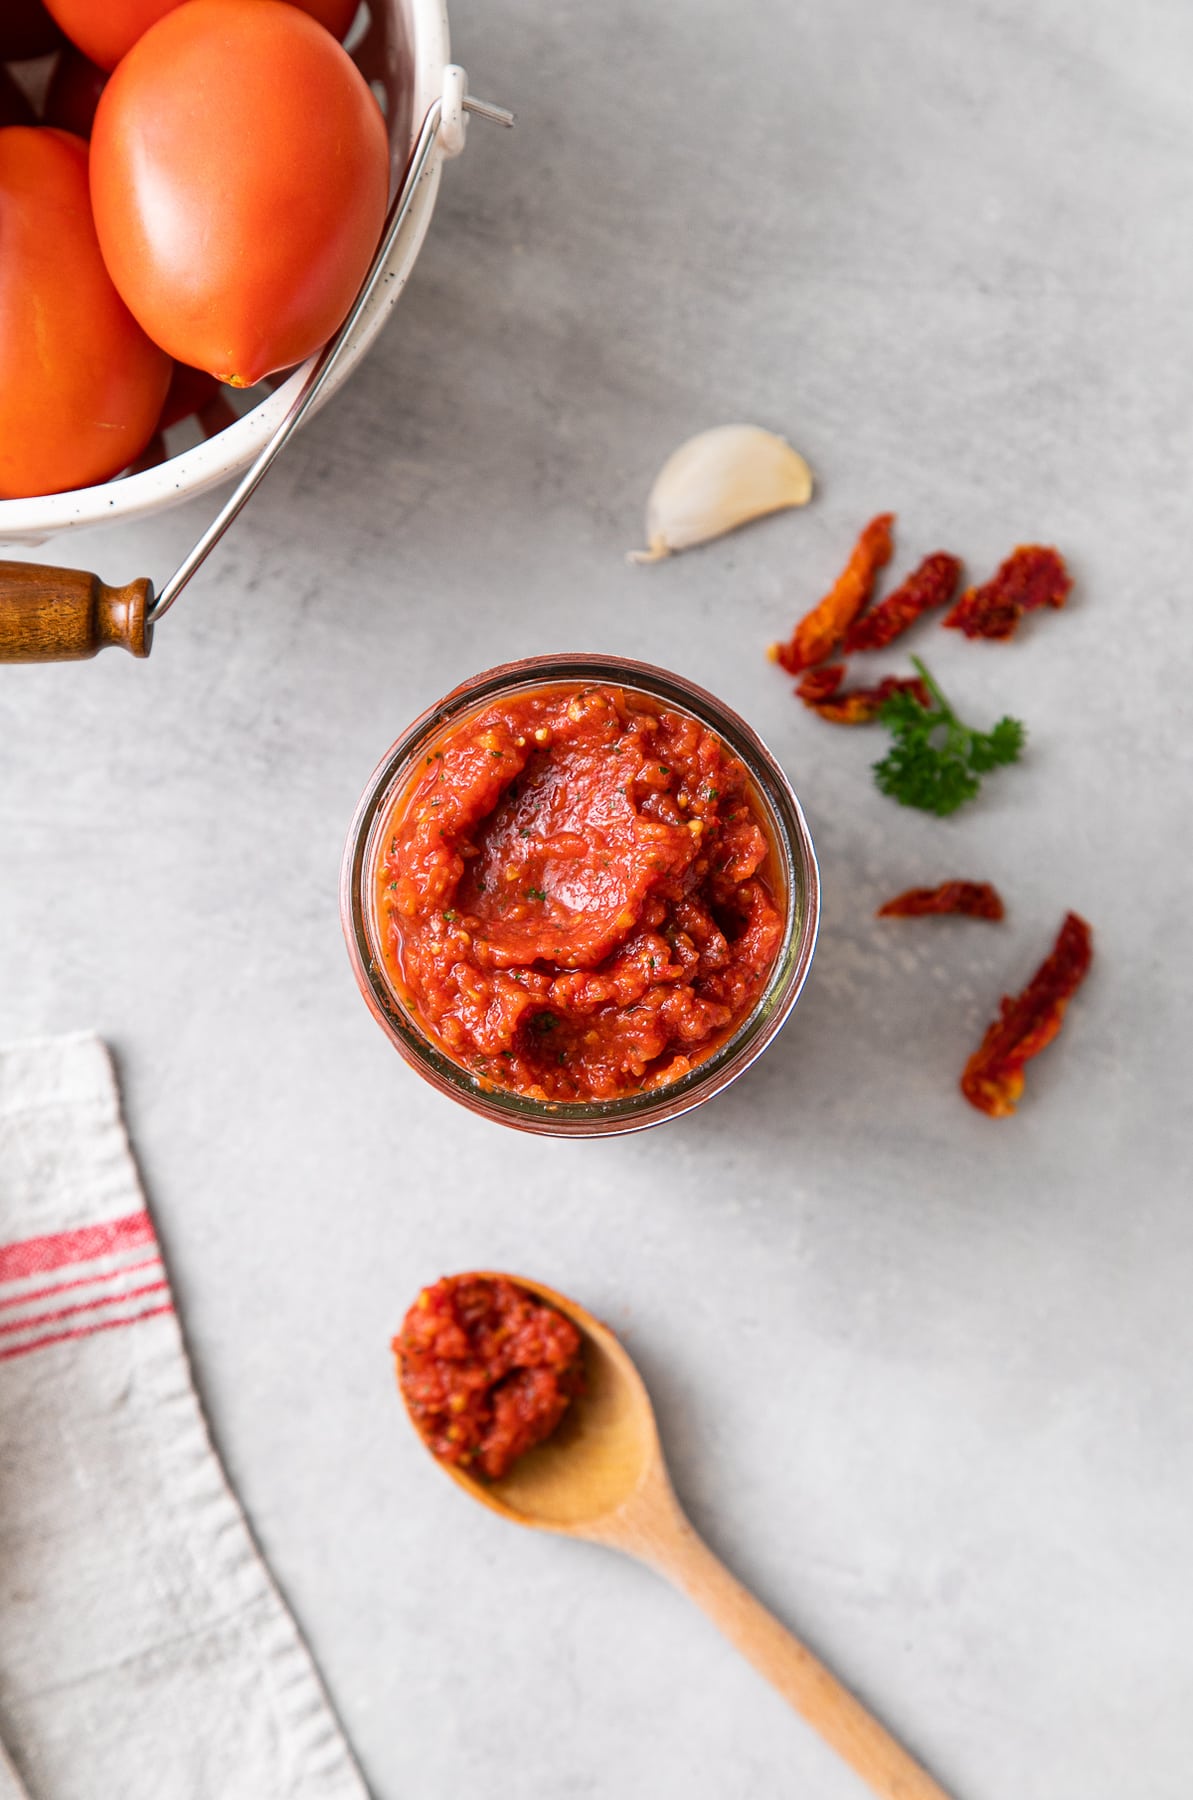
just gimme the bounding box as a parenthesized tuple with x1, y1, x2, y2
(373, 683, 785, 1102)
(396, 1275, 585, 1480)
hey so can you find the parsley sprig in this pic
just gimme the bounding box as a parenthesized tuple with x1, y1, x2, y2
(873, 658, 1025, 817)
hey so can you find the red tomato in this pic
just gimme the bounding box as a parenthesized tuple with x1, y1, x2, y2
(42, 0, 359, 69)
(158, 362, 222, 429)
(91, 1, 388, 386)
(0, 127, 171, 499)
(289, 0, 359, 37)
(0, 67, 36, 127)
(40, 0, 172, 70)
(0, 0, 64, 60)
(156, 362, 241, 444)
(44, 47, 107, 137)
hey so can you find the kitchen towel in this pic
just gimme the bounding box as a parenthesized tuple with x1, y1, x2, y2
(0, 1033, 369, 1800)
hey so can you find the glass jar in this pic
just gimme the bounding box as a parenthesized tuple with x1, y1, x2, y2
(340, 653, 820, 1137)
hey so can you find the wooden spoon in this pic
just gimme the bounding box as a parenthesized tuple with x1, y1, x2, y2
(400, 1274, 954, 1800)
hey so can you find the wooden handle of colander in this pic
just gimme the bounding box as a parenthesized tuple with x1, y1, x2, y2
(0, 561, 154, 662)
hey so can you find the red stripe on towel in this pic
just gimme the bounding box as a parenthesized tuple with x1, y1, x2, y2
(0, 1255, 162, 1311)
(0, 1211, 155, 1282)
(0, 1278, 170, 1338)
(0, 1301, 174, 1363)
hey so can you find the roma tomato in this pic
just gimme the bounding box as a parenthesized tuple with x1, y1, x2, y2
(0, 128, 171, 499)
(0, 0, 64, 60)
(42, 0, 359, 69)
(158, 362, 222, 429)
(40, 0, 164, 70)
(44, 47, 107, 138)
(91, 0, 388, 386)
(287, 0, 360, 38)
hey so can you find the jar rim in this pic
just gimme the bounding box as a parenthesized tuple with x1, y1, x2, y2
(340, 653, 820, 1137)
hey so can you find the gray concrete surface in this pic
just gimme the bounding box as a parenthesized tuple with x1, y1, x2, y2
(2, 0, 1191, 1795)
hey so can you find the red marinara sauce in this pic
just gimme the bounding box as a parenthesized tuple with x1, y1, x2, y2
(396, 1275, 585, 1480)
(375, 683, 785, 1102)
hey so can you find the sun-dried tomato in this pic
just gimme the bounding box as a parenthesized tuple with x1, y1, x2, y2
(794, 665, 845, 704)
(771, 513, 895, 674)
(877, 881, 1004, 920)
(943, 545, 1071, 641)
(797, 670, 929, 725)
(961, 912, 1092, 1117)
(843, 552, 961, 654)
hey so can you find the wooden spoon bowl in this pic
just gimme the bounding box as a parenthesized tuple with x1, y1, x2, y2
(399, 1274, 955, 1800)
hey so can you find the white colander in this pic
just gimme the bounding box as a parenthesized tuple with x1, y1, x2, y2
(0, 0, 464, 548)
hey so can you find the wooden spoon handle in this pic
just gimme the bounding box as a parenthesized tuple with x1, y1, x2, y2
(646, 1518, 952, 1800)
(0, 561, 154, 662)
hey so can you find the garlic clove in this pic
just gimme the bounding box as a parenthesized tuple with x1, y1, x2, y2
(629, 425, 813, 564)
